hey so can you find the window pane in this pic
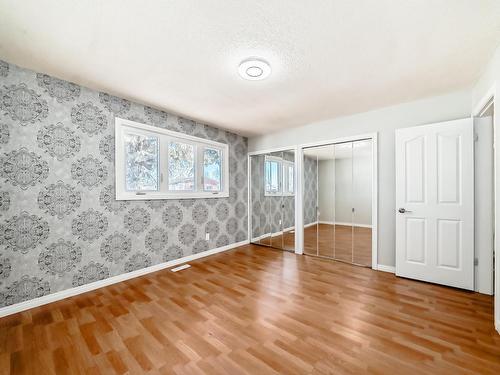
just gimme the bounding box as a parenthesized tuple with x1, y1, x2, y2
(204, 148, 222, 191)
(265, 161, 271, 191)
(271, 162, 278, 191)
(288, 165, 294, 193)
(125, 133, 159, 191)
(168, 141, 195, 191)
(265, 160, 280, 193)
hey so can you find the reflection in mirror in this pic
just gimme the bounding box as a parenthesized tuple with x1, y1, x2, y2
(316, 145, 336, 258)
(302, 139, 372, 267)
(280, 151, 295, 251)
(250, 150, 295, 252)
(250, 154, 268, 245)
(303, 149, 319, 256)
(333, 142, 353, 263)
(352, 140, 372, 267)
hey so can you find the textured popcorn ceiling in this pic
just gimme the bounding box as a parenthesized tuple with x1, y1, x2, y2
(0, 0, 499, 136)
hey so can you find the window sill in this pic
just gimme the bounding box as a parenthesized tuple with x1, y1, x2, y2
(264, 193, 295, 197)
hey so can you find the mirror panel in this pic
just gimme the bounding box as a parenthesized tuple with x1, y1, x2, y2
(352, 140, 373, 266)
(250, 150, 296, 252)
(317, 145, 336, 258)
(282, 151, 296, 251)
(303, 149, 319, 256)
(333, 142, 353, 263)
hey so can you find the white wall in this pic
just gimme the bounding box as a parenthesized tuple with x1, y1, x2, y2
(352, 154, 372, 226)
(249, 90, 472, 267)
(318, 159, 335, 222)
(318, 157, 372, 226)
(333, 158, 353, 224)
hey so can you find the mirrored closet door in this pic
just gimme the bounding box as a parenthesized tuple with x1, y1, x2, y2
(250, 150, 295, 252)
(302, 139, 373, 267)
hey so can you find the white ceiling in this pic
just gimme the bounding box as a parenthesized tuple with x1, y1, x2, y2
(1, 1, 499, 137)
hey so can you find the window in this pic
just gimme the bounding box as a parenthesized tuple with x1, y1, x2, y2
(115, 118, 229, 200)
(265, 158, 281, 195)
(264, 156, 295, 196)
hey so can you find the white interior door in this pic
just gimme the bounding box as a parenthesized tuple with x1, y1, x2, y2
(395, 118, 474, 290)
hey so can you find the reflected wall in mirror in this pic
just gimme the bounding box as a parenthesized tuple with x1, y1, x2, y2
(352, 140, 373, 266)
(303, 149, 319, 256)
(250, 150, 296, 252)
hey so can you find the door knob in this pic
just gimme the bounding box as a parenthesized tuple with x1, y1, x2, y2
(398, 208, 412, 213)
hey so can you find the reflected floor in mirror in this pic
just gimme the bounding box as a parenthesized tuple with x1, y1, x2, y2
(304, 224, 372, 267)
(258, 230, 295, 252)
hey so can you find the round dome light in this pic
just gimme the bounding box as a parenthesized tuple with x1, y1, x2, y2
(238, 58, 271, 81)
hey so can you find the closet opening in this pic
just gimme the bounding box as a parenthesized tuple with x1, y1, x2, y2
(300, 135, 377, 267)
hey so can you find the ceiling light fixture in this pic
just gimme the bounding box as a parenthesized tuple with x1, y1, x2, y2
(238, 58, 271, 81)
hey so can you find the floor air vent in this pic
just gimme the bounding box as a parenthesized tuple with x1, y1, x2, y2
(170, 264, 191, 272)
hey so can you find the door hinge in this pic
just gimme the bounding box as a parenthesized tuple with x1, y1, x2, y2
(474, 133, 479, 142)
(474, 258, 479, 266)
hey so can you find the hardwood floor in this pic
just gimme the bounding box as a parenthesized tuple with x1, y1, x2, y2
(0, 244, 498, 374)
(304, 224, 372, 267)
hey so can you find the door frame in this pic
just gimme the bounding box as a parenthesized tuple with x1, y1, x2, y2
(297, 133, 378, 269)
(247, 147, 300, 252)
(473, 82, 499, 333)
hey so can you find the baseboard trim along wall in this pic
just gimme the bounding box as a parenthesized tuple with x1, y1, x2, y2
(0, 240, 249, 318)
(318, 221, 372, 228)
(377, 264, 396, 273)
(250, 225, 296, 242)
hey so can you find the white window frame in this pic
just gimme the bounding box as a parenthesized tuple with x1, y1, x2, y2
(115, 117, 229, 200)
(264, 155, 282, 196)
(264, 155, 295, 197)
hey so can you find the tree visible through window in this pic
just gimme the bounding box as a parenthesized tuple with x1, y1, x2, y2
(116, 118, 229, 200)
(168, 141, 194, 191)
(124, 133, 159, 191)
(204, 148, 222, 191)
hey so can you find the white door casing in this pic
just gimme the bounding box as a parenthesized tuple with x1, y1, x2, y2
(395, 118, 474, 290)
(474, 116, 494, 295)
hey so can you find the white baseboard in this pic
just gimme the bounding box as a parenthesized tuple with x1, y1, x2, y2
(304, 221, 318, 228)
(251, 225, 296, 243)
(0, 239, 249, 318)
(318, 221, 372, 228)
(496, 319, 500, 334)
(377, 264, 396, 273)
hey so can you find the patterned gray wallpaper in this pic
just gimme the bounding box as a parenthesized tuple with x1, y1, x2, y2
(303, 156, 318, 225)
(0, 60, 248, 308)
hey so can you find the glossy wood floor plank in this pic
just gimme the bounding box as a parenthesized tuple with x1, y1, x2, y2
(0, 244, 498, 374)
